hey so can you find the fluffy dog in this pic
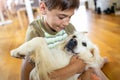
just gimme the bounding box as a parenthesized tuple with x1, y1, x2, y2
(10, 31, 109, 80)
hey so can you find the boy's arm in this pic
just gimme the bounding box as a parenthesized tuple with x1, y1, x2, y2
(21, 59, 34, 80)
(78, 68, 101, 80)
(21, 55, 85, 80)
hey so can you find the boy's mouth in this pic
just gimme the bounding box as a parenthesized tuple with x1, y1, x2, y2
(59, 27, 64, 30)
(59, 25, 65, 29)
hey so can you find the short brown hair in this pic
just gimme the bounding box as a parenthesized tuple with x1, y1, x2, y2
(41, 0, 80, 11)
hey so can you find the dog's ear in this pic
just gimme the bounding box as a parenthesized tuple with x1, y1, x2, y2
(73, 31, 88, 35)
(81, 31, 88, 34)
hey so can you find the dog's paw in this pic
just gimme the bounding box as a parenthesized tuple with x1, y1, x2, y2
(10, 49, 25, 59)
(103, 57, 109, 64)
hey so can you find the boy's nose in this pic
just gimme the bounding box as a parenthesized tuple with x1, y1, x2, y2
(63, 18, 70, 26)
(63, 21, 69, 26)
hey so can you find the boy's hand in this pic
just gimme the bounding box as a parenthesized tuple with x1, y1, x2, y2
(69, 55, 86, 73)
(78, 68, 101, 80)
(91, 73, 101, 80)
(78, 68, 93, 80)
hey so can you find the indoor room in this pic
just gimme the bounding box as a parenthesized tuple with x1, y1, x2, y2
(0, 0, 120, 80)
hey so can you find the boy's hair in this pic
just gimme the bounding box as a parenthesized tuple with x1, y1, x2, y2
(41, 0, 80, 11)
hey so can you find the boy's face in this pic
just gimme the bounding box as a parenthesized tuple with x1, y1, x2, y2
(45, 9, 75, 32)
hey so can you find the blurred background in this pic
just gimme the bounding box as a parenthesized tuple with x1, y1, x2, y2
(0, 0, 120, 80)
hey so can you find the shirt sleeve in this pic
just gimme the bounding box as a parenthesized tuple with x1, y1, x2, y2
(25, 21, 45, 41)
(25, 25, 38, 41)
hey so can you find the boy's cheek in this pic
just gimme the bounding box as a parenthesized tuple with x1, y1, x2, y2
(55, 21, 62, 26)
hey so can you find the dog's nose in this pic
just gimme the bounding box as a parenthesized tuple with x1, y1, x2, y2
(65, 38, 77, 53)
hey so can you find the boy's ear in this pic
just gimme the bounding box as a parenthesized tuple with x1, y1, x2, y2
(39, 2, 47, 15)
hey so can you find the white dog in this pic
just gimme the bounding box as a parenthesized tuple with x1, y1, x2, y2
(10, 31, 109, 80)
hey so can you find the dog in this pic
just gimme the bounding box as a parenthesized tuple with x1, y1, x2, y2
(10, 31, 109, 80)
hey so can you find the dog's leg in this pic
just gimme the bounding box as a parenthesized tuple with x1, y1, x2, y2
(30, 68, 39, 80)
(90, 46, 109, 80)
(90, 45, 108, 68)
(10, 37, 45, 59)
(93, 68, 109, 80)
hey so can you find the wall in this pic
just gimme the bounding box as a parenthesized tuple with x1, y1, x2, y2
(115, 0, 120, 9)
(88, 0, 95, 10)
(88, 0, 120, 12)
(97, 0, 120, 11)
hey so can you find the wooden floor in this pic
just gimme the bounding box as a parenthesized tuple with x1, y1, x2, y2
(86, 11, 120, 80)
(0, 7, 120, 80)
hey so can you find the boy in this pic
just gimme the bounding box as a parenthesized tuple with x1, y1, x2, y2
(21, 0, 101, 80)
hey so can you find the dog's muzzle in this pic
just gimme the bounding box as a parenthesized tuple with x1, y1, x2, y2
(65, 38, 77, 53)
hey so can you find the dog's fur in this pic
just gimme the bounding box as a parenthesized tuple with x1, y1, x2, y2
(10, 31, 109, 80)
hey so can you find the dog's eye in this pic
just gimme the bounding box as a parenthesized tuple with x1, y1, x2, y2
(72, 35, 76, 38)
(82, 42, 87, 47)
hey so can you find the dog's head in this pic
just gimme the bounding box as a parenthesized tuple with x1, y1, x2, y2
(64, 31, 94, 56)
